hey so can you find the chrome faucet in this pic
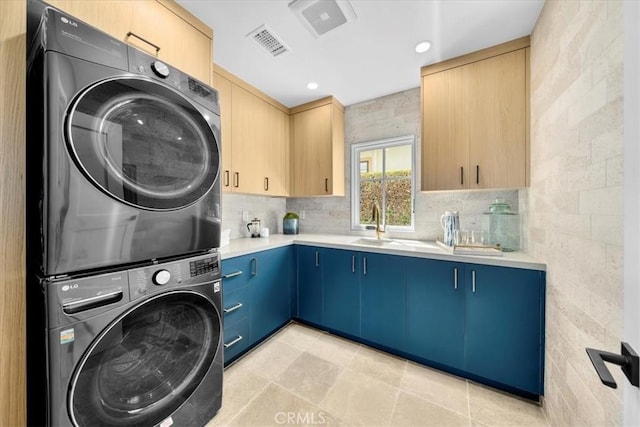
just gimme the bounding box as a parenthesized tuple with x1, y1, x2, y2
(372, 203, 385, 239)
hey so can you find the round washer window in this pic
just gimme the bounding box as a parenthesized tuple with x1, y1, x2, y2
(66, 77, 220, 210)
(68, 291, 221, 427)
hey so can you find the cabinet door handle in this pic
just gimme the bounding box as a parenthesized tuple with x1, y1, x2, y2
(453, 267, 458, 290)
(264, 177, 269, 191)
(460, 167, 464, 185)
(476, 165, 479, 185)
(363, 257, 367, 275)
(223, 302, 243, 313)
(222, 270, 242, 279)
(352, 255, 355, 273)
(471, 270, 476, 293)
(126, 31, 160, 54)
(224, 335, 243, 348)
(233, 172, 239, 188)
(224, 170, 230, 187)
(315, 251, 319, 267)
(251, 258, 257, 276)
(325, 178, 329, 192)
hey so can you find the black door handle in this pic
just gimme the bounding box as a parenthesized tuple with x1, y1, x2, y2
(586, 342, 639, 389)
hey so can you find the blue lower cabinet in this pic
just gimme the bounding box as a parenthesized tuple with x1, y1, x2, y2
(296, 246, 323, 325)
(221, 246, 293, 364)
(464, 264, 544, 395)
(360, 252, 406, 350)
(250, 246, 293, 342)
(323, 248, 360, 336)
(406, 258, 465, 370)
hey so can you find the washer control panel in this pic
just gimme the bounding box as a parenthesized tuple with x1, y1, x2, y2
(190, 257, 219, 277)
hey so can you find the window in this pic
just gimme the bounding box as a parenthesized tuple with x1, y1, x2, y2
(351, 135, 415, 230)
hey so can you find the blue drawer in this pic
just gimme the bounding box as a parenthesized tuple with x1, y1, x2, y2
(223, 286, 250, 327)
(223, 317, 250, 364)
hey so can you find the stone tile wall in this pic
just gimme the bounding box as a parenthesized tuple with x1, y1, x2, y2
(528, 1, 624, 425)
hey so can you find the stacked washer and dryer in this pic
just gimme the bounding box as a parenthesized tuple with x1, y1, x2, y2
(26, 1, 224, 426)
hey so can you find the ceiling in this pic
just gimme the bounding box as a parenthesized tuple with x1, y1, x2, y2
(177, 0, 544, 108)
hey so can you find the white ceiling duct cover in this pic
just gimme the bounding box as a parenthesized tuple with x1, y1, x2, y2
(288, 0, 357, 38)
(246, 24, 290, 57)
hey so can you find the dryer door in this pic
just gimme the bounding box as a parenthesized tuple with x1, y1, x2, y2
(68, 291, 221, 427)
(66, 76, 220, 210)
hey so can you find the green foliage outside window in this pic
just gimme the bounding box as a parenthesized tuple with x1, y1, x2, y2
(360, 170, 412, 226)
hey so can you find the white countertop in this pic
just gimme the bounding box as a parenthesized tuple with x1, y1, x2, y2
(219, 233, 546, 271)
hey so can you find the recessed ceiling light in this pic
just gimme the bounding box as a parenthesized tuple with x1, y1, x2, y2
(415, 40, 432, 53)
(307, 82, 319, 90)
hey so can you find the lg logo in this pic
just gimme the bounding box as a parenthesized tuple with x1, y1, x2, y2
(61, 284, 79, 292)
(60, 16, 78, 27)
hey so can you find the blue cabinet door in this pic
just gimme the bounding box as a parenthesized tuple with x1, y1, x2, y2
(360, 252, 406, 350)
(323, 248, 360, 336)
(296, 245, 323, 325)
(464, 264, 544, 394)
(406, 258, 465, 370)
(250, 246, 293, 343)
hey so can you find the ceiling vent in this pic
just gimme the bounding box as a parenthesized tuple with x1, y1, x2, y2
(247, 25, 290, 57)
(288, 0, 357, 38)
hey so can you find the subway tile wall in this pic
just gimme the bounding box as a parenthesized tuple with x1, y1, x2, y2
(528, 1, 624, 425)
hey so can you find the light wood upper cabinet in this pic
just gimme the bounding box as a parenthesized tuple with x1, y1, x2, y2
(421, 37, 529, 191)
(212, 71, 233, 189)
(46, 0, 213, 84)
(263, 104, 289, 195)
(291, 97, 345, 196)
(422, 65, 470, 190)
(213, 66, 290, 196)
(468, 49, 526, 188)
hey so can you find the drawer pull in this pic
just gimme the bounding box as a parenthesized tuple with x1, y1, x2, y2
(223, 270, 243, 279)
(224, 335, 243, 348)
(126, 31, 160, 54)
(223, 302, 243, 313)
(471, 270, 476, 293)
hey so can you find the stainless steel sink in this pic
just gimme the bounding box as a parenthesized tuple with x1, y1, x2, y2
(350, 237, 437, 249)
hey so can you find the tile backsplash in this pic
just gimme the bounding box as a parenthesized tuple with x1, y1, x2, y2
(286, 190, 520, 243)
(221, 193, 286, 239)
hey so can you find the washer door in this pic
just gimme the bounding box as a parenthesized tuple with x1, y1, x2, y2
(66, 76, 220, 210)
(68, 291, 221, 427)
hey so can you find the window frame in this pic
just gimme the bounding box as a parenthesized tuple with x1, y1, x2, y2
(350, 134, 416, 232)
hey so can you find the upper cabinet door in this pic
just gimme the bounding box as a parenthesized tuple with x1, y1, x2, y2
(290, 98, 345, 197)
(422, 66, 470, 191)
(212, 72, 233, 191)
(230, 85, 268, 194)
(468, 49, 526, 189)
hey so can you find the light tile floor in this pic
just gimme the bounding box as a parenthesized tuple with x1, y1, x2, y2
(206, 322, 549, 427)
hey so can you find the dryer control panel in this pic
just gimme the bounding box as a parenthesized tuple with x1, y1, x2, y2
(47, 251, 221, 327)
